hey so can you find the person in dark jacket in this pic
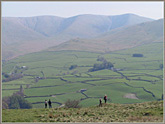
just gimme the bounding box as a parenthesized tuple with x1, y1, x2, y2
(45, 100, 47, 108)
(48, 99, 52, 108)
(99, 98, 102, 107)
(104, 94, 107, 104)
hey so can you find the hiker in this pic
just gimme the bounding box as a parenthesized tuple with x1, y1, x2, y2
(104, 94, 107, 104)
(99, 98, 102, 107)
(48, 99, 52, 108)
(45, 100, 47, 108)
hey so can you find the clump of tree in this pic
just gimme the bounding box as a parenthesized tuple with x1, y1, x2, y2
(13, 66, 28, 75)
(2, 91, 32, 109)
(2, 73, 23, 82)
(2, 96, 10, 109)
(88, 61, 114, 72)
(2, 66, 28, 82)
(69, 65, 78, 70)
(97, 56, 105, 62)
(65, 99, 81, 108)
(2, 72, 10, 78)
(132, 53, 143, 57)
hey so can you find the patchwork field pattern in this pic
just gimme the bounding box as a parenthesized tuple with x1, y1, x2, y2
(2, 42, 163, 108)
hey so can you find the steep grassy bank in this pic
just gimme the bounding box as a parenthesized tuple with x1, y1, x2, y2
(2, 100, 163, 122)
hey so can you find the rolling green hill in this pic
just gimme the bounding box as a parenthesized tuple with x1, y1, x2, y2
(2, 41, 163, 108)
(2, 101, 163, 122)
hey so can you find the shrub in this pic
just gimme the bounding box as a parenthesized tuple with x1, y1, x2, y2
(4, 73, 10, 78)
(132, 54, 143, 57)
(65, 99, 81, 108)
(69, 65, 78, 70)
(97, 56, 105, 62)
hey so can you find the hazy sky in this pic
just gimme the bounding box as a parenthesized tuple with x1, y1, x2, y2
(2, 1, 164, 19)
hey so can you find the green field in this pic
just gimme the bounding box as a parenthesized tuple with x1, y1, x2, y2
(2, 42, 163, 108)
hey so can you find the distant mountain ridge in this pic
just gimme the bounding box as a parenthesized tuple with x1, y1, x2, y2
(49, 19, 163, 52)
(2, 13, 153, 39)
(2, 13, 154, 60)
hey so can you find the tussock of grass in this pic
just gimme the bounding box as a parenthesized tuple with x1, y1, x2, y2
(2, 100, 163, 122)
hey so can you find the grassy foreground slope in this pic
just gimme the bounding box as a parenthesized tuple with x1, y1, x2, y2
(2, 101, 163, 122)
